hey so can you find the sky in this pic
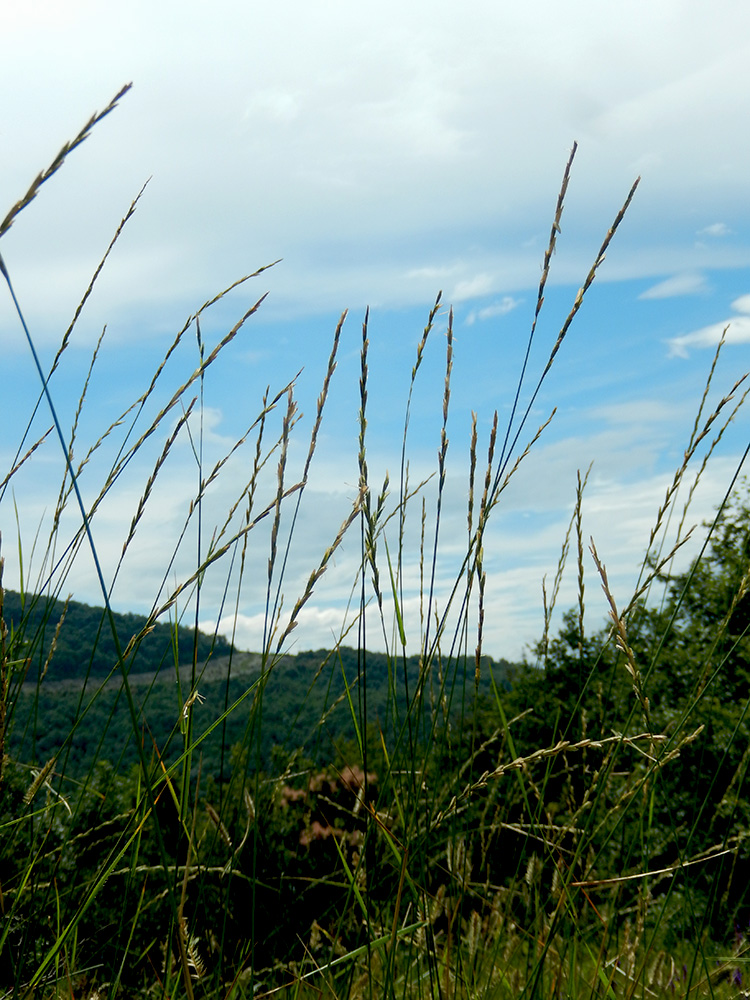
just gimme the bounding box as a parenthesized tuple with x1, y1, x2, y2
(1, 0, 750, 663)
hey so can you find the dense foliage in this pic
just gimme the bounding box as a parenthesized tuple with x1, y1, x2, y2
(9, 631, 514, 777)
(501, 487, 750, 946)
(3, 589, 234, 682)
(3, 489, 750, 995)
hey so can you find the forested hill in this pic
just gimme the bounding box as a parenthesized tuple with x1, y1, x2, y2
(13, 644, 517, 777)
(3, 589, 234, 682)
(5, 589, 518, 776)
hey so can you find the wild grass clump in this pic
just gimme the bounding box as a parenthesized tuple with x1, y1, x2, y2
(1, 87, 749, 1000)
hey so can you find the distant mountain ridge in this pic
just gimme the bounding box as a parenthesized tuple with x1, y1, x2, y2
(3, 589, 234, 683)
(4, 590, 519, 777)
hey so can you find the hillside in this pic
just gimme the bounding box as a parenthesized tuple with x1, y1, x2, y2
(3, 589, 234, 683)
(5, 591, 516, 777)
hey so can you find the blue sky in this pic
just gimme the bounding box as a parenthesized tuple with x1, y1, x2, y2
(1, 0, 750, 661)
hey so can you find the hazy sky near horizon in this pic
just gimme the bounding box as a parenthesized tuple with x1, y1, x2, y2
(1, 1, 750, 661)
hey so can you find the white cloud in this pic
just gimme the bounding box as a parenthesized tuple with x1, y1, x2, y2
(178, 406, 231, 448)
(210, 603, 367, 653)
(465, 296, 522, 324)
(406, 265, 459, 282)
(667, 294, 750, 357)
(451, 274, 495, 302)
(667, 318, 750, 358)
(2, 0, 750, 330)
(639, 272, 709, 300)
(589, 399, 678, 427)
(7, 0, 750, 667)
(697, 222, 732, 238)
(5, 329, 745, 664)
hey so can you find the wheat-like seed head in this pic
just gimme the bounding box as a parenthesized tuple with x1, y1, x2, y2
(0, 84, 133, 241)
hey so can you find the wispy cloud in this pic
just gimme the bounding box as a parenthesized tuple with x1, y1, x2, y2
(5, 0, 750, 666)
(697, 222, 732, 238)
(667, 294, 750, 358)
(639, 272, 709, 300)
(208, 605, 350, 652)
(451, 273, 495, 301)
(465, 295, 522, 324)
(406, 264, 459, 282)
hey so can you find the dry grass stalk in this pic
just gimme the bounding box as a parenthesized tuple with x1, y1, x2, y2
(541, 496, 574, 663)
(301, 310, 346, 483)
(260, 314, 350, 654)
(496, 142, 578, 476)
(50, 181, 150, 381)
(419, 497, 426, 639)
(685, 325, 731, 460)
(541, 174, 640, 380)
(491, 146, 635, 509)
(645, 372, 748, 558)
(45, 287, 283, 594)
(575, 465, 592, 655)
(120, 403, 196, 558)
(113, 290, 275, 491)
(674, 380, 750, 541)
(467, 412, 478, 542)
(206, 802, 232, 851)
(475, 412, 499, 540)
(435, 732, 670, 827)
(423, 310, 454, 654)
(570, 846, 733, 888)
(220, 386, 276, 668)
(263, 387, 301, 649)
(23, 756, 58, 807)
(268, 388, 298, 586)
(622, 529, 696, 620)
(488, 408, 555, 521)
(533, 143, 577, 330)
(439, 308, 454, 489)
(395, 292, 442, 628)
(471, 411, 498, 678)
(538, 462, 590, 662)
(357, 308, 370, 503)
(411, 293, 441, 390)
(203, 381, 296, 544)
(474, 568, 487, 686)
(148, 477, 306, 627)
(119, 264, 278, 448)
(52, 324, 110, 536)
(590, 537, 652, 731)
(355, 309, 393, 636)
(0, 429, 52, 496)
(174, 762, 205, 1000)
(276, 487, 365, 651)
(0, 83, 133, 241)
(39, 594, 71, 683)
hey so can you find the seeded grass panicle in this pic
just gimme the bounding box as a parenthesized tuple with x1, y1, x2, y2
(1, 88, 749, 1000)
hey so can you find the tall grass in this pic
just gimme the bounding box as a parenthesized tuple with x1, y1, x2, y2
(1, 88, 749, 1000)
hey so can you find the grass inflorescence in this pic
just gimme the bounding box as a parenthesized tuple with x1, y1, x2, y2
(1, 87, 749, 1000)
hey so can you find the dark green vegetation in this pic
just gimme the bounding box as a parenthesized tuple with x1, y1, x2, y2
(2, 89, 750, 999)
(7, 592, 513, 775)
(3, 590, 234, 682)
(4, 490, 750, 998)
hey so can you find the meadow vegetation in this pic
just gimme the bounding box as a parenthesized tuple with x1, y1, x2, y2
(1, 86, 750, 999)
